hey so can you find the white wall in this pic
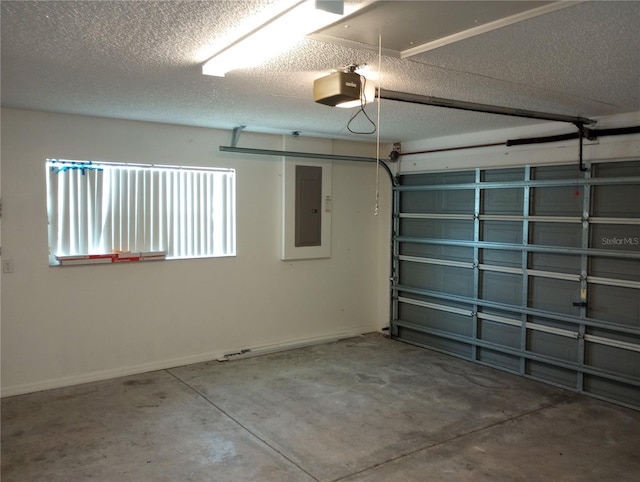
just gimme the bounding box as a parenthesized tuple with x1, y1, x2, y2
(399, 112, 640, 172)
(0, 108, 392, 396)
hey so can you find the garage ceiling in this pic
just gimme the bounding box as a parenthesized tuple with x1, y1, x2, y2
(1, 1, 639, 143)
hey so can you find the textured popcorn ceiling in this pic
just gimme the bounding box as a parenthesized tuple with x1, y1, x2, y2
(1, 1, 639, 143)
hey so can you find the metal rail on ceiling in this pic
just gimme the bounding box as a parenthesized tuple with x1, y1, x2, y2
(218, 145, 397, 184)
(376, 88, 596, 126)
(221, 90, 605, 177)
(375, 88, 602, 172)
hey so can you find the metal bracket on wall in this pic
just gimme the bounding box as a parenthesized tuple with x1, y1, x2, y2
(389, 143, 401, 162)
(230, 125, 246, 148)
(575, 123, 590, 172)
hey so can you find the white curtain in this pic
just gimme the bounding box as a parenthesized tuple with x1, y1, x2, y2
(47, 161, 236, 259)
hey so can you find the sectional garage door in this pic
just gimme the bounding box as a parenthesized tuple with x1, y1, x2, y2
(391, 160, 640, 409)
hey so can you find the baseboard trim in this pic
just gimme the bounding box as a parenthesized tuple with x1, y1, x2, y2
(1, 328, 374, 398)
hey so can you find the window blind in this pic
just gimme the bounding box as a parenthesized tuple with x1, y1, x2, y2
(46, 160, 236, 262)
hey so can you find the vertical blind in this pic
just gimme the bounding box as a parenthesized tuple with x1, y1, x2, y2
(46, 160, 236, 261)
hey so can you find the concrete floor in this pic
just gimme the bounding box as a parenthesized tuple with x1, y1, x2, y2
(2, 333, 639, 482)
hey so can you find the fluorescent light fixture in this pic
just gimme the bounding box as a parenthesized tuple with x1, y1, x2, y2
(202, 0, 344, 77)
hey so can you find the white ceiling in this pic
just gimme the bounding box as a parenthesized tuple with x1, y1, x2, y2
(2, 1, 639, 143)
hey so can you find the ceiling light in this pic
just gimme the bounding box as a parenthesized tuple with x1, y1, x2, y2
(202, 1, 345, 77)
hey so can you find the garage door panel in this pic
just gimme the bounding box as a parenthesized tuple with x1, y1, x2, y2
(400, 190, 474, 214)
(526, 360, 578, 388)
(478, 319, 520, 348)
(483, 188, 523, 215)
(398, 303, 471, 337)
(400, 171, 475, 186)
(586, 326, 640, 347)
(393, 161, 640, 409)
(400, 262, 473, 296)
(397, 327, 473, 359)
(592, 185, 640, 217)
(527, 316, 578, 334)
(530, 222, 582, 247)
(530, 252, 581, 274)
(593, 160, 640, 178)
(482, 167, 523, 182)
(532, 165, 579, 181)
(590, 257, 640, 282)
(397, 291, 472, 314)
(478, 307, 522, 326)
(585, 343, 640, 378)
(531, 186, 583, 216)
(527, 330, 578, 362)
(481, 271, 522, 305)
(477, 347, 520, 371)
(583, 376, 640, 408)
(591, 224, 640, 251)
(481, 248, 521, 268)
(528, 278, 581, 316)
(481, 221, 523, 244)
(400, 242, 474, 262)
(588, 285, 639, 327)
(400, 219, 474, 240)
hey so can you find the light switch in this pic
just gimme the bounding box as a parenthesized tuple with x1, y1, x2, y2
(3, 259, 14, 273)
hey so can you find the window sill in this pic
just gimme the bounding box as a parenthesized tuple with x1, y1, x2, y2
(53, 251, 167, 266)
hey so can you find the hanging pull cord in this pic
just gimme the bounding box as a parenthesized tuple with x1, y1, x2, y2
(347, 75, 377, 135)
(374, 86, 380, 215)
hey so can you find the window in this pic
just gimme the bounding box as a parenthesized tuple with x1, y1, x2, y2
(46, 160, 236, 265)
